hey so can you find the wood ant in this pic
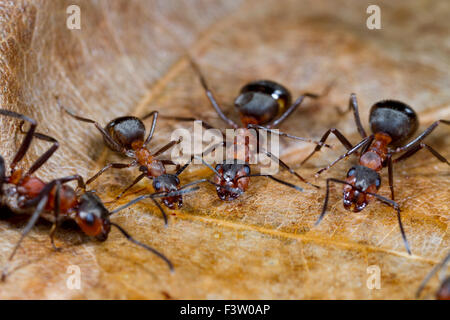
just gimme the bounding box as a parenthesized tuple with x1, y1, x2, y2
(301, 94, 449, 254)
(416, 252, 450, 300)
(58, 97, 183, 224)
(58, 96, 180, 185)
(0, 109, 175, 279)
(159, 59, 332, 199)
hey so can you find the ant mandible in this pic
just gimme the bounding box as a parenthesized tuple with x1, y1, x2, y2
(0, 109, 174, 279)
(301, 94, 449, 254)
(58, 97, 182, 223)
(416, 252, 450, 300)
(159, 59, 332, 199)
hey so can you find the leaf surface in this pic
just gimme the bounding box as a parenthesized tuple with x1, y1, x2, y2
(0, 0, 448, 299)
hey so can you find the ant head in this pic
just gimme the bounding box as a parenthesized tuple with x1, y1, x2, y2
(75, 191, 111, 241)
(437, 277, 450, 300)
(104, 116, 146, 150)
(343, 165, 381, 212)
(213, 162, 250, 201)
(234, 80, 291, 126)
(369, 100, 418, 146)
(153, 174, 182, 209)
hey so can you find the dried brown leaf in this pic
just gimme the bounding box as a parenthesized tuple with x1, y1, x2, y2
(0, 0, 448, 299)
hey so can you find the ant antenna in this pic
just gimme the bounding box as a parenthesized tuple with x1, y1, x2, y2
(109, 222, 174, 272)
(318, 178, 411, 255)
(109, 187, 200, 216)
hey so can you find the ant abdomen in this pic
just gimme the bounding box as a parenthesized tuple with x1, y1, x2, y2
(235, 80, 292, 125)
(369, 100, 419, 146)
(104, 116, 146, 150)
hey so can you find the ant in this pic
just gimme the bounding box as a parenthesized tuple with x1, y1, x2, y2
(159, 59, 332, 199)
(109, 156, 248, 215)
(301, 94, 449, 254)
(416, 252, 449, 300)
(0, 109, 176, 279)
(58, 97, 183, 223)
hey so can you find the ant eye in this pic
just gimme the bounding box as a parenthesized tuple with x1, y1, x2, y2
(244, 165, 250, 175)
(84, 212, 95, 226)
(347, 167, 356, 177)
(375, 178, 381, 188)
(153, 180, 161, 190)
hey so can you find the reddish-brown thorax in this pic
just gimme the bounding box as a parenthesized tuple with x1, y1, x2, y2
(359, 132, 392, 171)
(132, 140, 166, 177)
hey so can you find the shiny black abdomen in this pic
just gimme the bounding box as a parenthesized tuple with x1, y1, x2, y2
(369, 100, 419, 146)
(234, 80, 292, 125)
(104, 116, 146, 151)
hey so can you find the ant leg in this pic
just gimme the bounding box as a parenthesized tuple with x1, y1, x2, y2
(49, 181, 62, 251)
(57, 98, 127, 155)
(152, 137, 182, 157)
(393, 120, 450, 153)
(268, 81, 335, 129)
(0, 156, 5, 193)
(267, 90, 327, 129)
(300, 128, 354, 166)
(261, 148, 319, 189)
(86, 162, 136, 185)
(0, 109, 37, 171)
(387, 155, 395, 200)
(393, 143, 449, 165)
(1, 183, 53, 280)
(315, 135, 374, 177)
(140, 111, 158, 147)
(114, 173, 146, 201)
(189, 59, 239, 129)
(17, 128, 60, 177)
(238, 174, 304, 192)
(416, 253, 450, 298)
(247, 124, 332, 148)
(158, 115, 219, 131)
(160, 159, 178, 166)
(336, 93, 367, 138)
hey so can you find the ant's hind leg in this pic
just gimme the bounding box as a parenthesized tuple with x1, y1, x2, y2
(393, 143, 449, 166)
(1, 183, 53, 281)
(188, 58, 239, 129)
(57, 97, 126, 154)
(86, 162, 136, 186)
(0, 109, 37, 171)
(336, 93, 367, 138)
(0, 156, 5, 192)
(17, 128, 60, 177)
(140, 111, 158, 147)
(393, 120, 449, 153)
(114, 173, 146, 201)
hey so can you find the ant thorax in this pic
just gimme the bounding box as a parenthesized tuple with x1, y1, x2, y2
(359, 132, 391, 171)
(224, 128, 260, 164)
